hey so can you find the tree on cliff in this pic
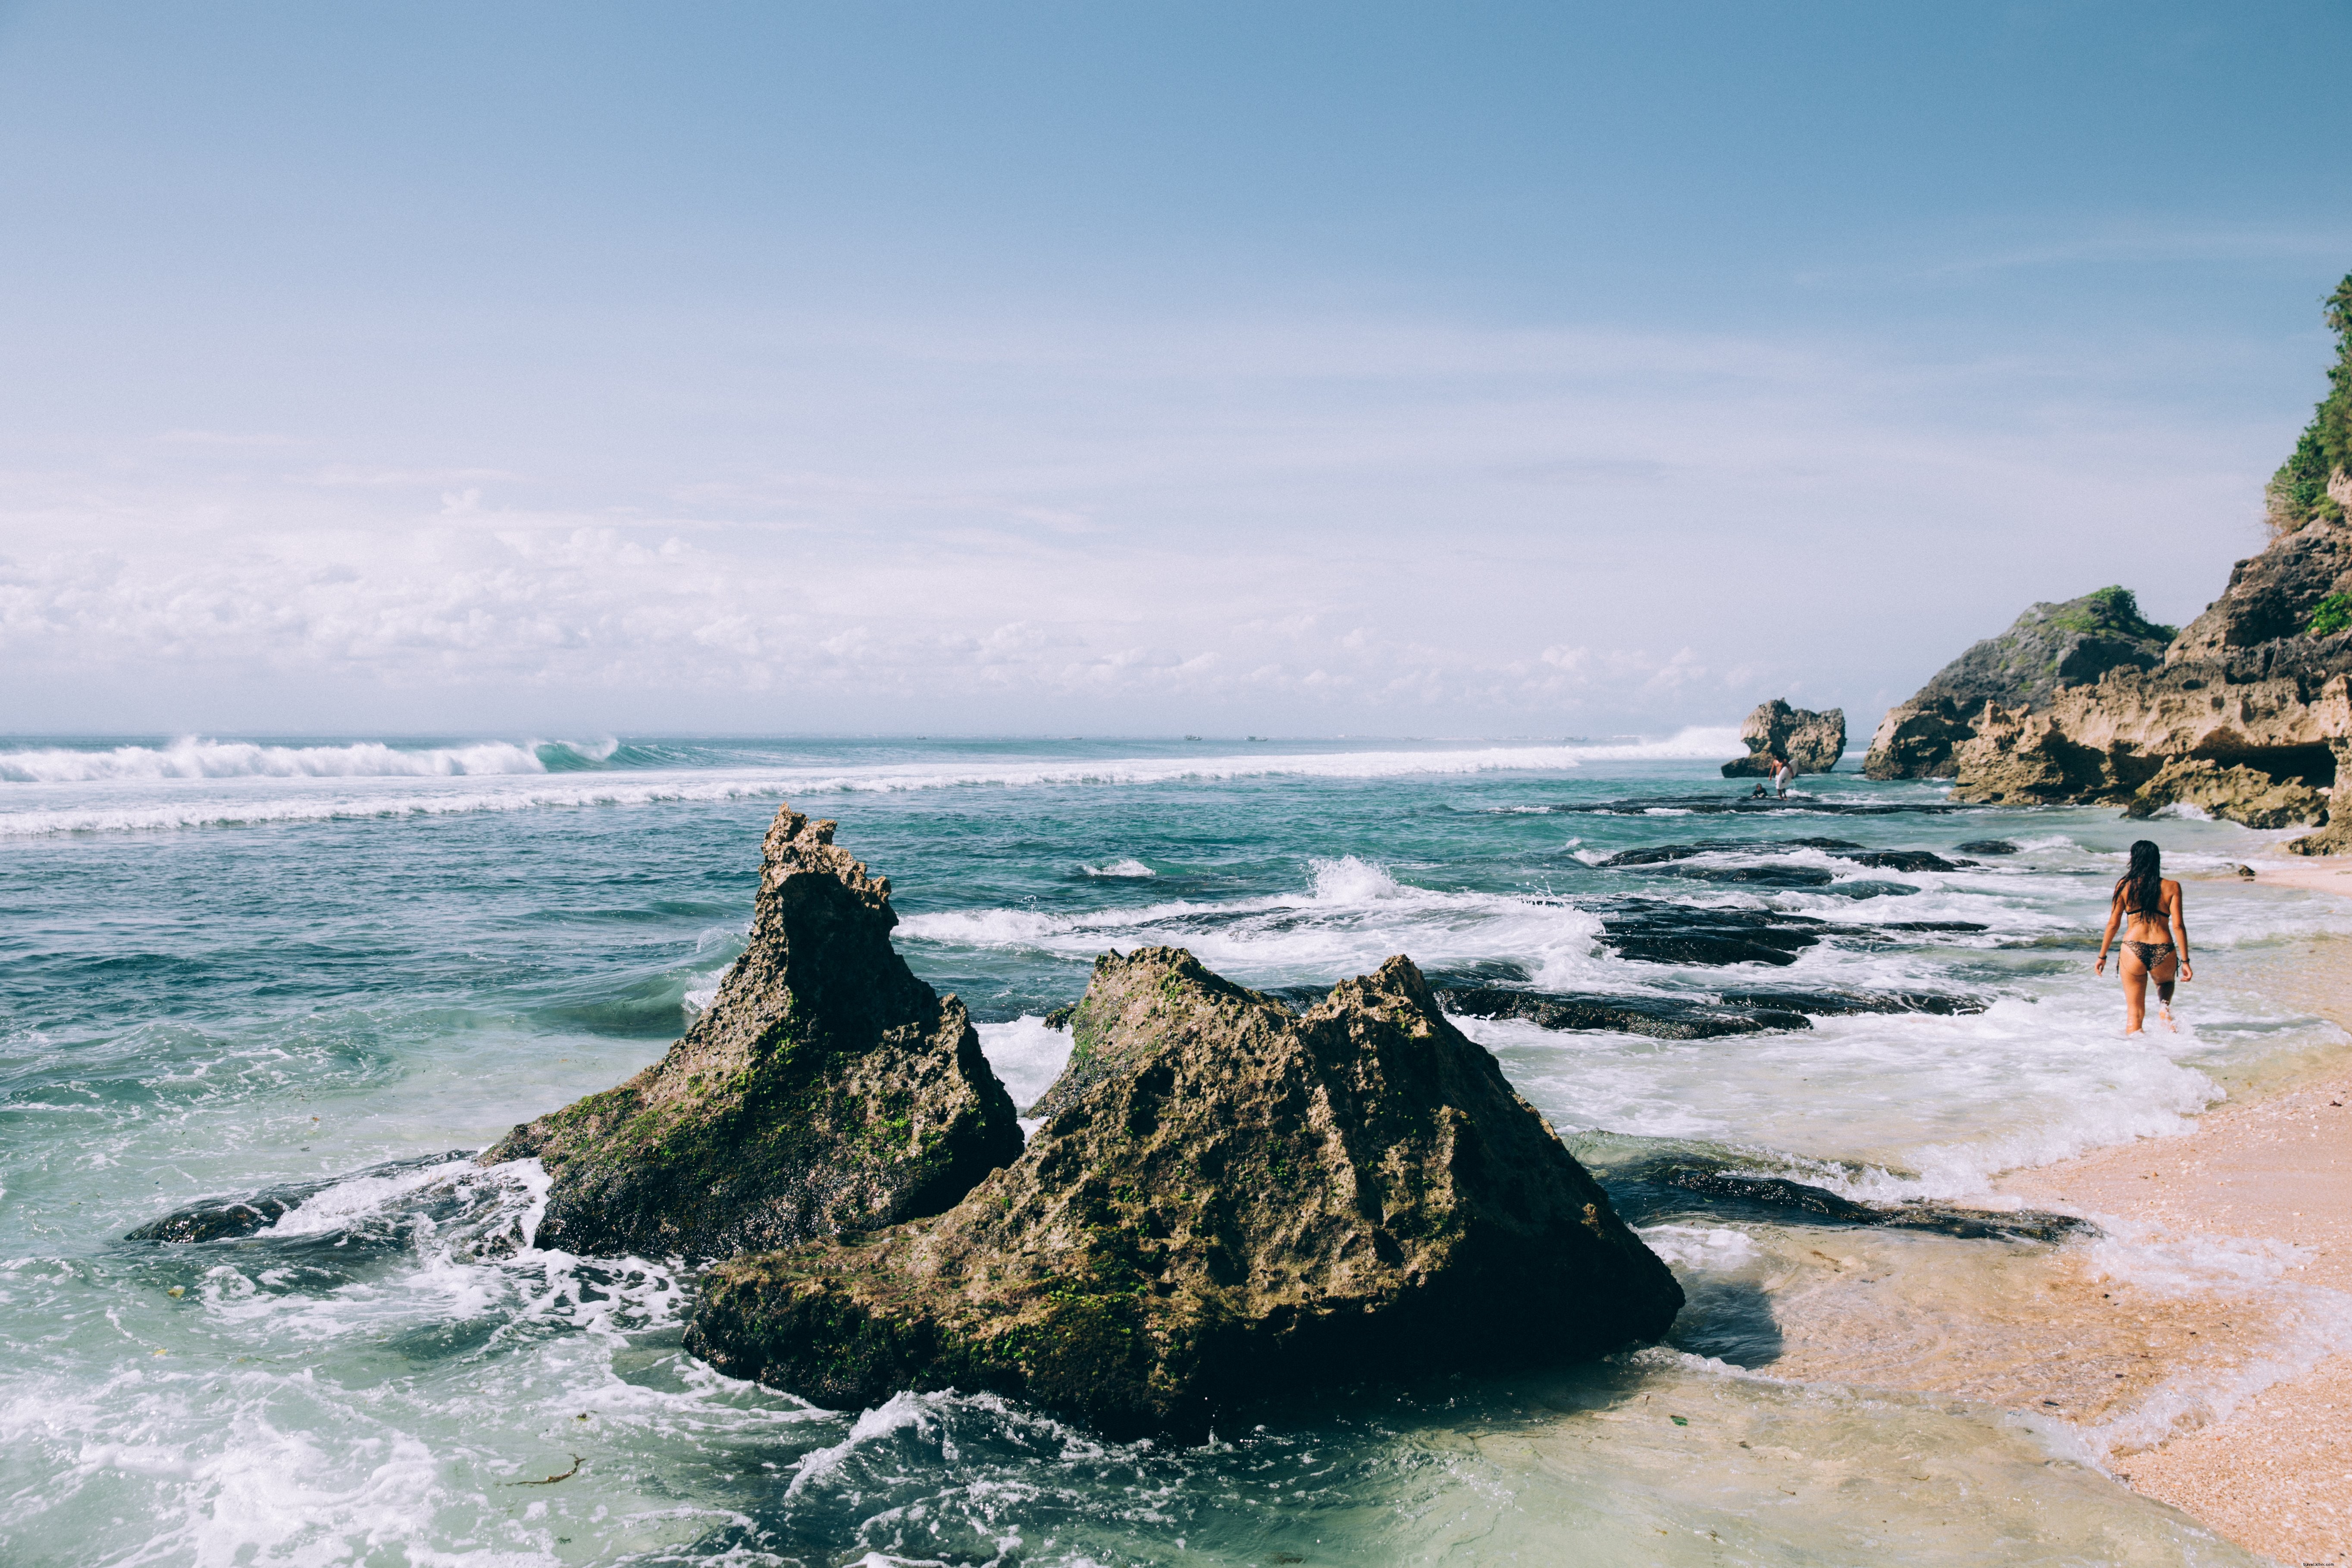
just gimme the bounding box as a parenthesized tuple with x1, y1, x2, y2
(2266, 271, 2352, 535)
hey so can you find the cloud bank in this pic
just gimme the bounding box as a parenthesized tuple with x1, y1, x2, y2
(0, 312, 2274, 735)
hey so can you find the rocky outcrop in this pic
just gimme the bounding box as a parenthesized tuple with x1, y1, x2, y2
(683, 948, 1683, 1436)
(1862, 587, 2174, 780)
(2289, 813, 2352, 856)
(2121, 757, 2330, 829)
(1722, 699, 1845, 776)
(2170, 518, 2352, 661)
(482, 804, 1023, 1259)
(1865, 520, 2352, 845)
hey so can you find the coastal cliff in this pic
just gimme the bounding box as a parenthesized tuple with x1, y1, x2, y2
(685, 947, 1684, 1436)
(1863, 545, 2350, 845)
(1861, 277, 2352, 851)
(1860, 586, 2176, 781)
(481, 804, 1024, 1258)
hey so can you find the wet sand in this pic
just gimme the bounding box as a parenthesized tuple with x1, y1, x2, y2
(1998, 845, 2352, 1567)
(1998, 1065, 2352, 1567)
(1748, 849, 2352, 1565)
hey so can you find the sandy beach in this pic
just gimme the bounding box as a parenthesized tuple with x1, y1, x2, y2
(1996, 849, 2352, 1568)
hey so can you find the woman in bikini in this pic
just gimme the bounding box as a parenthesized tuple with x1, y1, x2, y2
(2094, 839, 2192, 1034)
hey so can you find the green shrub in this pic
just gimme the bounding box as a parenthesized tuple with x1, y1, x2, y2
(2266, 272, 2352, 535)
(2311, 592, 2352, 638)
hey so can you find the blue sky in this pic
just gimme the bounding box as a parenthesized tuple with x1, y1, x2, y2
(3, 1, 2348, 736)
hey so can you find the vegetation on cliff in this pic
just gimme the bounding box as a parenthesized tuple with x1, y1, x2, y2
(1860, 587, 2174, 780)
(2266, 272, 2352, 535)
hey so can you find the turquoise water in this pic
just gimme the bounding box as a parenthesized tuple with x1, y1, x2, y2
(3, 734, 2346, 1565)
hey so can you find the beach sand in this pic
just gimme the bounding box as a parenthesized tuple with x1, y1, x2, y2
(2000, 1070, 2352, 1567)
(2000, 847, 2352, 1568)
(1754, 847, 2352, 1565)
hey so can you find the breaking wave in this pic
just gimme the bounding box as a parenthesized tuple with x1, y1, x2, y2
(0, 736, 620, 783)
(0, 734, 1746, 836)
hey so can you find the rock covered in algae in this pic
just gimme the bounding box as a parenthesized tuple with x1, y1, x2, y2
(482, 804, 1022, 1260)
(683, 947, 1684, 1436)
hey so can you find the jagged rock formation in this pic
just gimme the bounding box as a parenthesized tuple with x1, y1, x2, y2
(684, 948, 1683, 1436)
(1861, 588, 2175, 780)
(482, 804, 1023, 1259)
(1924, 541, 2352, 829)
(1722, 699, 1845, 776)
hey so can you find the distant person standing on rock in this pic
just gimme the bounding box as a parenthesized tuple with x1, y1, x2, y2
(2095, 839, 2191, 1034)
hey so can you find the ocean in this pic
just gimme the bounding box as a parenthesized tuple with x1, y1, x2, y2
(3, 733, 2347, 1566)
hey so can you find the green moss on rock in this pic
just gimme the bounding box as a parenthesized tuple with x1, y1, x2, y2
(480, 804, 1022, 1259)
(685, 947, 1684, 1437)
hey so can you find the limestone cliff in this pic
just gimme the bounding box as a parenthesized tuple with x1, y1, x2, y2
(684, 947, 1683, 1436)
(1860, 588, 2174, 780)
(1862, 528, 2352, 847)
(482, 804, 1024, 1258)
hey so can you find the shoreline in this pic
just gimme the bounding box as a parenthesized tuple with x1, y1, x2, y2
(1997, 849, 2352, 1567)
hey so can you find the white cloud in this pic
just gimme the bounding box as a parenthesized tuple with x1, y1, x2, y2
(0, 309, 2279, 732)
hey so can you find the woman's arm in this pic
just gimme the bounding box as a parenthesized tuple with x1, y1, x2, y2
(2169, 881, 2192, 978)
(2096, 892, 2123, 973)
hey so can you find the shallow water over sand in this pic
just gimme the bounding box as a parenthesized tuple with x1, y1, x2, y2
(3, 736, 2343, 1564)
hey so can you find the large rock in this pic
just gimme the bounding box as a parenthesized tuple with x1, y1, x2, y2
(1721, 699, 1846, 776)
(2122, 757, 2331, 829)
(683, 948, 1683, 1436)
(1862, 587, 2174, 780)
(482, 804, 1022, 1259)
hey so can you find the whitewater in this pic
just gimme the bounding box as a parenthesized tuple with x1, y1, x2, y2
(2, 732, 2345, 1565)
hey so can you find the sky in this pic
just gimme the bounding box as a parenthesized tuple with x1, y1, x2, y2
(3, 1, 2349, 739)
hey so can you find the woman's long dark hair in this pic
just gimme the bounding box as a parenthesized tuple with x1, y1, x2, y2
(2115, 839, 2164, 916)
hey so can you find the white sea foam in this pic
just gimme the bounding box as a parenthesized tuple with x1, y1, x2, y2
(0, 738, 1725, 836)
(902, 857, 1612, 990)
(256, 1158, 470, 1237)
(977, 1016, 1077, 1113)
(2073, 1224, 2352, 1459)
(0, 736, 620, 783)
(1080, 858, 1156, 878)
(1639, 1224, 1762, 1272)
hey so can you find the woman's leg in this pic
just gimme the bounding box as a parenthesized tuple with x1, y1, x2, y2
(2120, 951, 2149, 1033)
(2151, 950, 2179, 1026)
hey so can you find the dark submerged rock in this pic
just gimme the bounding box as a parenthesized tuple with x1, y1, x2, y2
(1954, 839, 2021, 855)
(1439, 984, 1986, 1039)
(1643, 1161, 2091, 1245)
(1441, 986, 1811, 1039)
(1835, 849, 1958, 873)
(1662, 864, 1838, 888)
(1594, 902, 1827, 967)
(1597, 841, 1955, 877)
(684, 948, 1684, 1437)
(481, 803, 1023, 1260)
(127, 1151, 476, 1243)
